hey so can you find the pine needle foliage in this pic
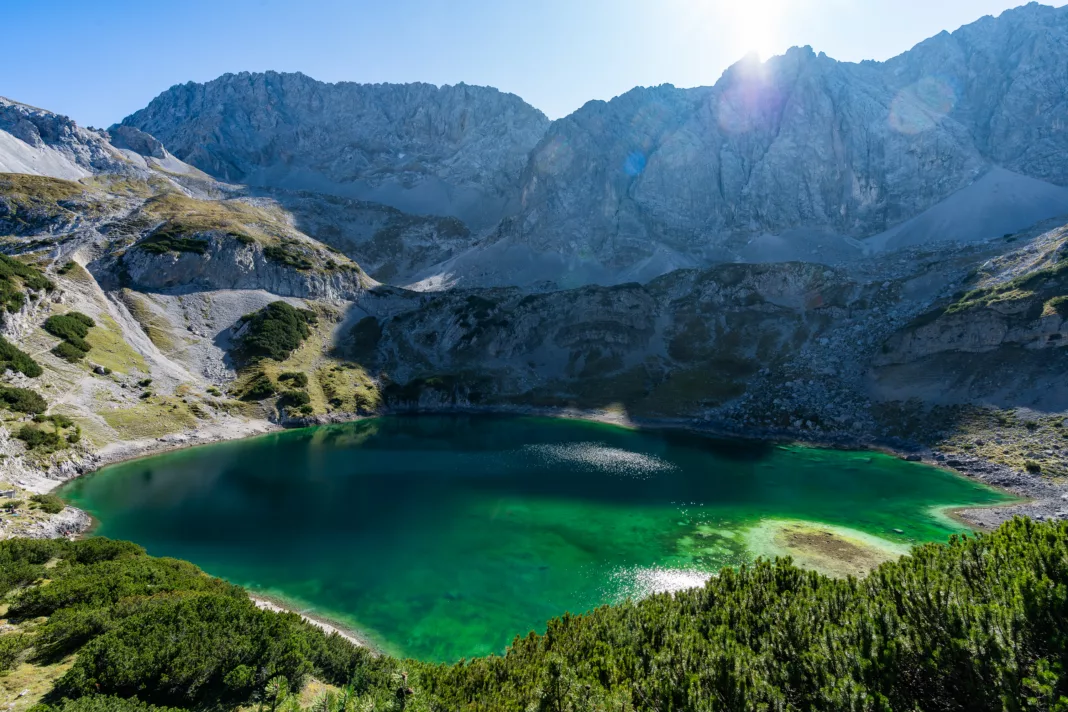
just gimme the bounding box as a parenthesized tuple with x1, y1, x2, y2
(6, 518, 1068, 712)
(234, 302, 316, 364)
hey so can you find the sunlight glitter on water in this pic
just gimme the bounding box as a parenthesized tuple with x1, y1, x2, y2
(607, 566, 714, 600)
(524, 442, 677, 479)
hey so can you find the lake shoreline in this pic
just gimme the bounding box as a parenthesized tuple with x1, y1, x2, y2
(46, 408, 1038, 660)
(43, 404, 1059, 535)
(248, 594, 379, 653)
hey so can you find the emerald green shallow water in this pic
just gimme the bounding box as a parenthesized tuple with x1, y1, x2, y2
(61, 415, 1012, 662)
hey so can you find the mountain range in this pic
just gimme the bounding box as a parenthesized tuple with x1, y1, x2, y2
(0, 2, 1066, 536)
(105, 1, 1068, 288)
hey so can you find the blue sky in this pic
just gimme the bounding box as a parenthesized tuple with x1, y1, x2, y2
(2, 0, 1064, 128)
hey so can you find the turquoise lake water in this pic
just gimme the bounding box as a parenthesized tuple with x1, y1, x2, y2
(61, 415, 1012, 661)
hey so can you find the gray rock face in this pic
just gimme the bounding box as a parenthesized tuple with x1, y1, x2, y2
(118, 236, 370, 301)
(119, 72, 550, 230)
(106, 3, 1068, 290)
(345, 261, 867, 415)
(261, 189, 478, 285)
(499, 3, 1068, 283)
(869, 223, 1068, 409)
(887, 2, 1068, 186)
(0, 96, 126, 178)
(108, 125, 166, 159)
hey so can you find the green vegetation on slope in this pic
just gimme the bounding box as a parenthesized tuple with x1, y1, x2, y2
(44, 312, 95, 363)
(29, 494, 65, 514)
(2, 518, 1067, 711)
(0, 385, 47, 414)
(1, 538, 378, 709)
(134, 229, 209, 256)
(0, 254, 54, 318)
(137, 193, 277, 243)
(16, 414, 81, 452)
(0, 174, 111, 236)
(263, 242, 315, 271)
(874, 402, 1068, 478)
(944, 247, 1068, 315)
(233, 301, 316, 365)
(0, 335, 42, 377)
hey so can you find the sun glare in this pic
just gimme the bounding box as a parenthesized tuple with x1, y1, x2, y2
(728, 0, 783, 60)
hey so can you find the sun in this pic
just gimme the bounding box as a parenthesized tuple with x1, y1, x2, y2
(728, 0, 784, 60)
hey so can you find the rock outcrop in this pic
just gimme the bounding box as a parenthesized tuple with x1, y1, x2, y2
(116, 4, 1068, 288)
(108, 125, 166, 159)
(488, 3, 1068, 285)
(871, 224, 1068, 408)
(119, 73, 550, 231)
(0, 97, 127, 179)
(260, 189, 478, 285)
(341, 261, 875, 418)
(116, 235, 371, 301)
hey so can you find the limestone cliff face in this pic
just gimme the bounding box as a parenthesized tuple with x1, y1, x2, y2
(877, 226, 1068, 365)
(119, 236, 370, 301)
(116, 5, 1068, 289)
(885, 2, 1068, 186)
(0, 97, 127, 179)
(260, 189, 477, 285)
(875, 303, 1066, 365)
(119, 73, 550, 231)
(514, 55, 984, 257)
(869, 225, 1068, 408)
(503, 3, 1068, 281)
(344, 262, 873, 416)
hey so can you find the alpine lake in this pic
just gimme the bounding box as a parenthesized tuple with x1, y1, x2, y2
(60, 415, 1015, 662)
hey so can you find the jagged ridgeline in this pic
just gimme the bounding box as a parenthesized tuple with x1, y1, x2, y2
(1, 518, 1066, 711)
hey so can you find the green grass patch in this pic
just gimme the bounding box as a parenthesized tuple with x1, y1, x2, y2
(0, 173, 112, 235)
(138, 192, 282, 243)
(98, 397, 199, 440)
(945, 260, 1068, 314)
(278, 371, 308, 388)
(1044, 295, 1068, 318)
(83, 314, 148, 375)
(237, 372, 276, 401)
(119, 289, 177, 353)
(317, 364, 381, 413)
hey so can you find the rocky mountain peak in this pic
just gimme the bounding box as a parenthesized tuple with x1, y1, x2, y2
(0, 96, 126, 178)
(86, 3, 1068, 290)
(119, 72, 551, 230)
